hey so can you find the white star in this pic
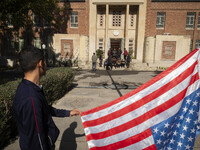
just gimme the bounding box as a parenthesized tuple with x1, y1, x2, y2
(197, 92, 200, 97)
(167, 147, 172, 150)
(191, 128, 196, 133)
(153, 128, 159, 133)
(188, 136, 193, 142)
(186, 99, 191, 104)
(193, 100, 198, 106)
(183, 106, 188, 112)
(179, 115, 184, 120)
(164, 122, 170, 128)
(194, 119, 198, 125)
(176, 123, 181, 128)
(173, 130, 178, 136)
(186, 117, 191, 123)
(180, 133, 185, 139)
(177, 141, 183, 147)
(170, 138, 175, 144)
(189, 109, 195, 115)
(157, 139, 162, 144)
(185, 144, 191, 150)
(161, 130, 166, 136)
(183, 125, 188, 131)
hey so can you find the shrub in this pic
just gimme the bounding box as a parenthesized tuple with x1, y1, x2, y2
(0, 67, 75, 148)
(41, 67, 75, 104)
(96, 49, 103, 58)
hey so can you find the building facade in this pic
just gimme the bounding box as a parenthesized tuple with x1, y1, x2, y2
(89, 0, 146, 63)
(1, 0, 200, 69)
(144, 0, 200, 68)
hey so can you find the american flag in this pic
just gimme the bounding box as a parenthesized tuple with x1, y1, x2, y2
(81, 49, 200, 150)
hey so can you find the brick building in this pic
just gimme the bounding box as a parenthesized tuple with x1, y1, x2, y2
(0, 0, 89, 67)
(144, 0, 200, 68)
(1, 0, 200, 69)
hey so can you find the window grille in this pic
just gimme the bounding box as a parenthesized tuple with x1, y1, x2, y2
(70, 11, 78, 27)
(156, 12, 165, 28)
(186, 12, 196, 29)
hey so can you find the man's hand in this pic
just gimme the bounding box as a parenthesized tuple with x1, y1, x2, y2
(70, 108, 81, 117)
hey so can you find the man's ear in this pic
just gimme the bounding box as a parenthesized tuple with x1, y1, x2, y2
(37, 60, 43, 68)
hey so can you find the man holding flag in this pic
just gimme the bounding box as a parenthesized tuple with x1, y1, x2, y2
(81, 49, 200, 150)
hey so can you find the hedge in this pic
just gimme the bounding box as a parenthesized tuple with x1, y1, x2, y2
(0, 67, 75, 148)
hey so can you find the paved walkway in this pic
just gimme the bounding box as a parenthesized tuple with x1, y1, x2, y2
(4, 69, 200, 150)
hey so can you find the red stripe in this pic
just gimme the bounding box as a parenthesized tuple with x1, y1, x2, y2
(86, 73, 199, 141)
(81, 49, 199, 117)
(142, 144, 157, 150)
(89, 128, 152, 150)
(31, 97, 39, 134)
(82, 61, 198, 128)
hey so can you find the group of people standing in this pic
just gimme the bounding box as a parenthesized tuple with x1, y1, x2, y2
(92, 47, 131, 71)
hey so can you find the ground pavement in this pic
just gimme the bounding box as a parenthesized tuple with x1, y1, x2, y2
(4, 69, 200, 150)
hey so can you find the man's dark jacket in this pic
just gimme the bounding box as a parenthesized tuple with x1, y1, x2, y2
(13, 79, 70, 150)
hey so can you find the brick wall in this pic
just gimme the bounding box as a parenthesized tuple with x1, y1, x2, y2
(58, 0, 89, 36)
(146, 0, 200, 49)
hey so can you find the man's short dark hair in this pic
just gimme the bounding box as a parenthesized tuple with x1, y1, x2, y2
(19, 46, 46, 73)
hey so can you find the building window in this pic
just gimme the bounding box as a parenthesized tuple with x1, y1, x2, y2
(70, 11, 78, 28)
(100, 12, 104, 27)
(129, 39, 133, 51)
(162, 41, 176, 60)
(112, 11, 121, 27)
(186, 12, 196, 29)
(98, 38, 103, 50)
(34, 38, 41, 49)
(195, 40, 200, 48)
(130, 12, 134, 27)
(63, 43, 71, 57)
(156, 12, 165, 28)
(33, 13, 41, 27)
(198, 13, 200, 28)
(19, 39, 24, 51)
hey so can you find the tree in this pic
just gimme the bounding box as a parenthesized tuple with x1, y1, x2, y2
(0, 0, 70, 55)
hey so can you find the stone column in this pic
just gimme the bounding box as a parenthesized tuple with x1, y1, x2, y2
(125, 4, 130, 51)
(136, 2, 146, 62)
(89, 3, 97, 62)
(105, 4, 109, 58)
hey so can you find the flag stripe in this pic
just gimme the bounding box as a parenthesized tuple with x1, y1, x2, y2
(82, 62, 198, 128)
(86, 79, 200, 148)
(89, 128, 152, 150)
(84, 72, 199, 135)
(86, 87, 187, 141)
(81, 49, 199, 117)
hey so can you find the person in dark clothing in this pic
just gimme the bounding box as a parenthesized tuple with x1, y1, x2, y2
(99, 54, 103, 67)
(126, 54, 131, 68)
(13, 46, 80, 150)
(106, 56, 112, 70)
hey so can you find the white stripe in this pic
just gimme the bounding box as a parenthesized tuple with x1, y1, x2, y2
(84, 72, 197, 135)
(86, 80, 200, 148)
(82, 51, 199, 122)
(119, 136, 155, 150)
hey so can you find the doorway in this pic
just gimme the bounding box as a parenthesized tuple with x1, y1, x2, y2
(110, 39, 121, 50)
